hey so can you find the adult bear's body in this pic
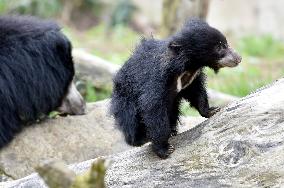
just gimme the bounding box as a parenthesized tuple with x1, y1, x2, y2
(0, 16, 76, 147)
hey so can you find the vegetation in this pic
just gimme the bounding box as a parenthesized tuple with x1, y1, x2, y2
(83, 81, 111, 102)
(66, 23, 284, 101)
(64, 24, 140, 66)
(0, 0, 101, 18)
(208, 35, 284, 97)
(0, 0, 61, 17)
(0, 0, 283, 114)
(109, 0, 136, 28)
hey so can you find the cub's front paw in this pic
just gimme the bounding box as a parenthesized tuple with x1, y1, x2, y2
(152, 143, 175, 159)
(208, 106, 221, 117)
(170, 129, 178, 137)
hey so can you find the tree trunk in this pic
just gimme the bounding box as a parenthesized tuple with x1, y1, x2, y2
(59, 0, 84, 25)
(161, 0, 210, 37)
(3, 78, 284, 187)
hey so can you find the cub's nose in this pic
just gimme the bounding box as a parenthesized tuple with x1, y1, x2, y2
(235, 53, 242, 64)
(230, 48, 242, 64)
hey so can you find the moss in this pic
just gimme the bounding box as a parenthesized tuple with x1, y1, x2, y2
(72, 158, 107, 188)
(36, 159, 107, 188)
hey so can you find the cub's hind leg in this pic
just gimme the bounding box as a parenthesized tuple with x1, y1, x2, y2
(111, 97, 147, 146)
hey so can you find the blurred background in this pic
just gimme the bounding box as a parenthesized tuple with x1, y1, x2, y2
(1, 0, 283, 115)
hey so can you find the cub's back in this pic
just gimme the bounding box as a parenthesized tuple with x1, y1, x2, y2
(117, 38, 167, 79)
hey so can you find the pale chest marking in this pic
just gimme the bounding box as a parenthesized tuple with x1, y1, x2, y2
(176, 69, 200, 92)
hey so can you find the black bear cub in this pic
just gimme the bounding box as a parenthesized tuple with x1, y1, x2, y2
(111, 19, 241, 159)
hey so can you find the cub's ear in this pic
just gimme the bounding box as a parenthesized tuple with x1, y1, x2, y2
(168, 41, 182, 54)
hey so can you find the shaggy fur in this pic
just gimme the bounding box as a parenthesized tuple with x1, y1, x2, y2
(111, 19, 241, 159)
(0, 16, 75, 147)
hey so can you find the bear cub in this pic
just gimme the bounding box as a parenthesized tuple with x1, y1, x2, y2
(111, 19, 242, 159)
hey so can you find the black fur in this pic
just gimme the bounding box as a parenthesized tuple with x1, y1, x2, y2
(111, 19, 241, 158)
(0, 16, 74, 147)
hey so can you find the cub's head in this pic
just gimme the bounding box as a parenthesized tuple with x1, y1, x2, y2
(168, 19, 242, 72)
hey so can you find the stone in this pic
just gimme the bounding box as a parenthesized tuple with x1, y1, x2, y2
(3, 78, 284, 187)
(0, 100, 129, 179)
(73, 49, 119, 90)
(0, 100, 205, 180)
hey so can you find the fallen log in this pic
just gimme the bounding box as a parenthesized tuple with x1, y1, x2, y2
(3, 78, 284, 187)
(73, 49, 120, 90)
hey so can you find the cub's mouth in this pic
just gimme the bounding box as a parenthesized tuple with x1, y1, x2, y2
(217, 47, 242, 68)
(211, 47, 242, 73)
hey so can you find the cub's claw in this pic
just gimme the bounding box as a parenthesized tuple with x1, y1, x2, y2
(153, 144, 175, 159)
(208, 106, 221, 117)
(170, 130, 178, 137)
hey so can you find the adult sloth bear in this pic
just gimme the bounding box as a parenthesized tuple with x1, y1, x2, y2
(111, 19, 242, 159)
(0, 16, 86, 147)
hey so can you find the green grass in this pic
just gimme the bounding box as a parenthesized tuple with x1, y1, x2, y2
(74, 80, 111, 103)
(0, 0, 61, 18)
(237, 35, 284, 59)
(206, 61, 275, 97)
(84, 81, 111, 102)
(207, 35, 284, 97)
(63, 24, 140, 65)
(63, 24, 140, 103)
(180, 102, 200, 116)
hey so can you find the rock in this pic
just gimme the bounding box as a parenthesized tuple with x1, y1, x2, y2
(207, 88, 239, 107)
(0, 173, 12, 182)
(0, 100, 130, 179)
(179, 116, 206, 133)
(3, 78, 284, 187)
(72, 49, 119, 90)
(0, 100, 205, 180)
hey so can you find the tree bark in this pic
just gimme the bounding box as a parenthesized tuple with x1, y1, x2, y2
(3, 78, 284, 187)
(161, 0, 210, 37)
(161, 0, 182, 37)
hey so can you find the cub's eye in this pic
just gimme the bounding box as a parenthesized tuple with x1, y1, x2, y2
(216, 41, 227, 51)
(216, 43, 224, 51)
